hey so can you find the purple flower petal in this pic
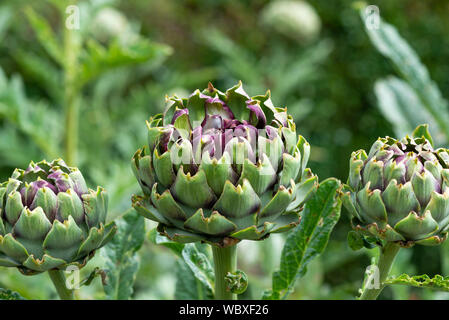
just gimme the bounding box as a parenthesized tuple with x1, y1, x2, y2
(171, 108, 189, 124)
(48, 170, 73, 193)
(247, 101, 266, 128)
(223, 119, 241, 129)
(265, 126, 279, 140)
(20, 180, 57, 207)
(159, 127, 174, 153)
(204, 97, 235, 120)
(201, 114, 223, 131)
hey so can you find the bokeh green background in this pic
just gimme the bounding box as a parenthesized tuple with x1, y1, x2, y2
(1, 0, 449, 299)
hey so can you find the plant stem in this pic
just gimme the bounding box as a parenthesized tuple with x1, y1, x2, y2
(63, 0, 80, 166)
(211, 245, 237, 300)
(48, 269, 75, 300)
(359, 242, 400, 300)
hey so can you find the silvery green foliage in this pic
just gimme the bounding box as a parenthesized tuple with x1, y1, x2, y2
(0, 159, 116, 274)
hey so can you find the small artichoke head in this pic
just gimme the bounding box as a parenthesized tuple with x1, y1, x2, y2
(132, 82, 317, 246)
(0, 159, 116, 274)
(343, 125, 449, 247)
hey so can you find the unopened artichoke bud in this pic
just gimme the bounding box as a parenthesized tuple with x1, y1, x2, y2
(343, 124, 449, 247)
(260, 0, 321, 43)
(132, 82, 317, 246)
(0, 159, 116, 275)
(91, 7, 133, 43)
(225, 270, 248, 294)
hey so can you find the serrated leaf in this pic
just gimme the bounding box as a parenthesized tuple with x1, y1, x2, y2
(363, 9, 449, 142)
(79, 38, 172, 85)
(101, 209, 145, 300)
(0, 288, 26, 300)
(175, 259, 214, 300)
(14, 50, 63, 103)
(265, 178, 342, 300)
(148, 228, 184, 257)
(181, 243, 215, 296)
(24, 7, 64, 65)
(0, 67, 61, 161)
(385, 274, 449, 292)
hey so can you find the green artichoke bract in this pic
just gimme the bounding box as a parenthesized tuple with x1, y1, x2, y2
(0, 159, 116, 275)
(343, 126, 449, 247)
(132, 82, 317, 246)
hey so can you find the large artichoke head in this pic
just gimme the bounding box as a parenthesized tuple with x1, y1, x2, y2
(0, 159, 116, 275)
(343, 125, 449, 247)
(132, 82, 317, 246)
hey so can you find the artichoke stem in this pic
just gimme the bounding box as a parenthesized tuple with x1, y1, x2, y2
(359, 242, 400, 300)
(212, 244, 237, 300)
(63, 1, 80, 166)
(48, 269, 75, 300)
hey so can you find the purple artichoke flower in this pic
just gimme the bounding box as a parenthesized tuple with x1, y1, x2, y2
(0, 159, 116, 274)
(132, 82, 317, 245)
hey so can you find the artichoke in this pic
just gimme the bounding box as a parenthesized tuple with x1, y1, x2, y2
(0, 159, 116, 275)
(343, 126, 449, 246)
(132, 82, 317, 246)
(260, 0, 321, 43)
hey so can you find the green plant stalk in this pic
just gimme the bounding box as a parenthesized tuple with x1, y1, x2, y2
(359, 242, 401, 300)
(48, 269, 75, 300)
(212, 245, 237, 300)
(63, 1, 80, 166)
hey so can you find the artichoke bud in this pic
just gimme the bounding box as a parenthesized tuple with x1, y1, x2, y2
(344, 126, 449, 246)
(225, 270, 248, 295)
(0, 159, 116, 274)
(132, 82, 316, 244)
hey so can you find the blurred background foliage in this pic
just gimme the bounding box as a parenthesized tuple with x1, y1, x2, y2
(1, 0, 449, 299)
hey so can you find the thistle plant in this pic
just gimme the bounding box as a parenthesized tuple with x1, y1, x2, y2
(343, 125, 449, 299)
(131, 82, 317, 299)
(0, 159, 116, 299)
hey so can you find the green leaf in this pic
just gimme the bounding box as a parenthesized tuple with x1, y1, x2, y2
(14, 50, 63, 103)
(181, 243, 215, 296)
(79, 38, 172, 85)
(374, 77, 436, 142)
(0, 5, 13, 42)
(101, 209, 145, 300)
(24, 7, 64, 65)
(385, 274, 449, 292)
(0, 67, 61, 162)
(175, 259, 214, 300)
(148, 228, 184, 257)
(0, 288, 26, 300)
(264, 178, 342, 300)
(362, 9, 449, 142)
(347, 231, 364, 251)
